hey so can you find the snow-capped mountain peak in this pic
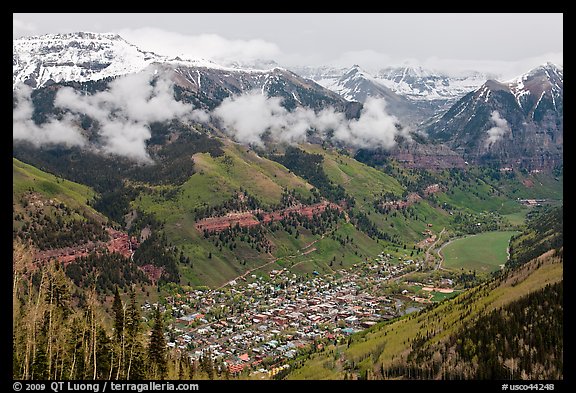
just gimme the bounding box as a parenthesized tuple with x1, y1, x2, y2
(375, 65, 495, 102)
(508, 63, 563, 93)
(337, 64, 376, 85)
(505, 63, 563, 115)
(425, 62, 563, 170)
(295, 63, 496, 110)
(377, 65, 435, 82)
(13, 31, 167, 89)
(13, 32, 285, 90)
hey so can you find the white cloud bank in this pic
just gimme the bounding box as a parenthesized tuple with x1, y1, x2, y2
(213, 90, 410, 149)
(13, 85, 88, 148)
(13, 71, 208, 162)
(14, 76, 409, 163)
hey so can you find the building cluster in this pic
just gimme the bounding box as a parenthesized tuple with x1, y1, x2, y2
(518, 198, 546, 207)
(144, 252, 424, 376)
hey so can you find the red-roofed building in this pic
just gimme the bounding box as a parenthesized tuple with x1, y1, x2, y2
(239, 353, 250, 362)
(227, 363, 245, 374)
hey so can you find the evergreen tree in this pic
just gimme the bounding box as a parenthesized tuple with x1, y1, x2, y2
(112, 287, 124, 342)
(148, 306, 167, 379)
(125, 286, 142, 379)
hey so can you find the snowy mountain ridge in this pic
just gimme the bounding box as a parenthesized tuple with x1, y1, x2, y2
(375, 65, 496, 102)
(295, 63, 497, 104)
(13, 32, 161, 89)
(506, 62, 563, 114)
(13, 32, 285, 89)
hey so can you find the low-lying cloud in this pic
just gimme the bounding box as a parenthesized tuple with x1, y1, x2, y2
(14, 78, 408, 163)
(13, 85, 88, 148)
(13, 71, 208, 162)
(213, 91, 409, 149)
(484, 110, 510, 148)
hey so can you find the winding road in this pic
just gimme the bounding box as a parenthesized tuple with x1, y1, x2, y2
(423, 227, 446, 269)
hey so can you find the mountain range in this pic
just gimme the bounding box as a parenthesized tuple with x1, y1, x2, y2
(292, 64, 492, 102)
(13, 32, 563, 171)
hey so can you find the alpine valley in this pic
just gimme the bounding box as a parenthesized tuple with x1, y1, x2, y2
(12, 32, 563, 381)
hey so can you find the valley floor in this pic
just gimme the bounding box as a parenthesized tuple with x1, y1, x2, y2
(159, 250, 434, 377)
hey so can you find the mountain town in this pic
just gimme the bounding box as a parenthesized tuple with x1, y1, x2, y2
(12, 13, 563, 383)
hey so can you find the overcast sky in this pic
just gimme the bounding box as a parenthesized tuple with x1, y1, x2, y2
(13, 13, 563, 77)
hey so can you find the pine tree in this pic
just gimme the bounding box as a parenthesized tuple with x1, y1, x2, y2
(95, 326, 112, 379)
(148, 306, 167, 379)
(112, 287, 124, 342)
(112, 286, 125, 379)
(125, 286, 140, 379)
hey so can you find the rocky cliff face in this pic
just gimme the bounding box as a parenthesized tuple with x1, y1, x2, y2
(354, 141, 467, 170)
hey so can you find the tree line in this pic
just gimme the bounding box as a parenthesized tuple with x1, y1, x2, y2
(14, 199, 108, 251)
(508, 205, 563, 268)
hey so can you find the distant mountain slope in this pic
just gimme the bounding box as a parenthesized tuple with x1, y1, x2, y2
(507, 205, 563, 269)
(294, 64, 491, 104)
(13, 32, 360, 117)
(376, 65, 493, 103)
(161, 63, 360, 113)
(294, 64, 493, 124)
(319, 65, 426, 125)
(424, 63, 563, 170)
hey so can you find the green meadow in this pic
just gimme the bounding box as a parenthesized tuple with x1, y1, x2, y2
(441, 230, 519, 273)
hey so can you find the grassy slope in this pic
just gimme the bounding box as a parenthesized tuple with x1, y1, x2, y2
(302, 144, 404, 205)
(133, 142, 312, 287)
(134, 140, 315, 219)
(302, 145, 452, 244)
(131, 142, 562, 288)
(497, 171, 563, 200)
(286, 251, 562, 380)
(133, 142, 386, 288)
(280, 223, 384, 275)
(502, 208, 530, 226)
(13, 157, 103, 221)
(441, 230, 519, 272)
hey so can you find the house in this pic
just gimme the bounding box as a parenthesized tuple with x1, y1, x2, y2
(238, 353, 250, 362)
(344, 315, 358, 324)
(227, 362, 245, 374)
